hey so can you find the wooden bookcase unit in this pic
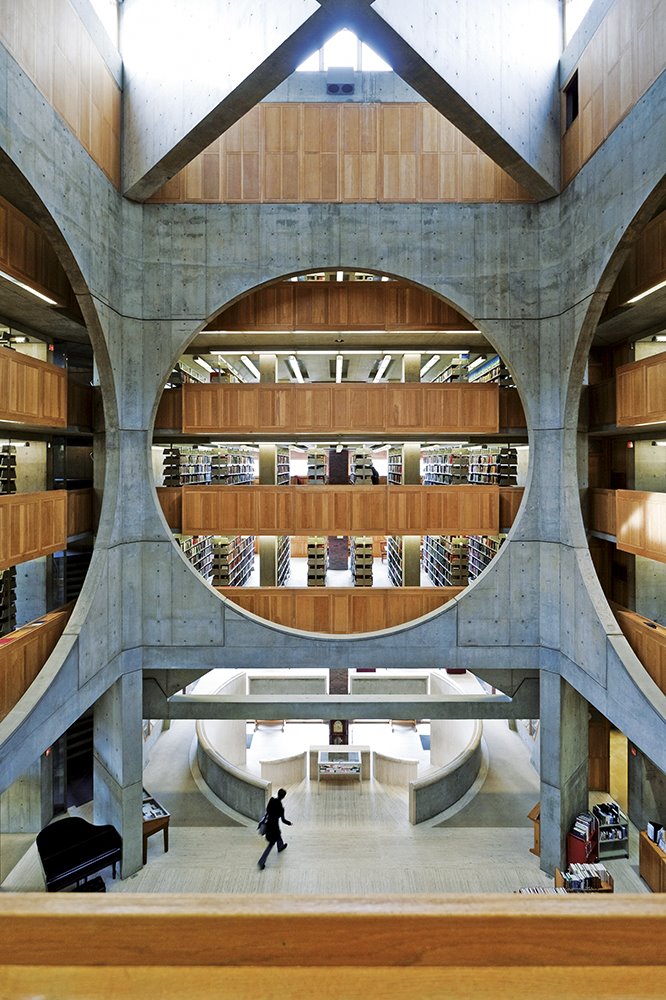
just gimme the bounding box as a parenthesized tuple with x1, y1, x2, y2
(639, 831, 666, 892)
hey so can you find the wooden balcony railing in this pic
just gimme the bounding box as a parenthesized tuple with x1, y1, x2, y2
(67, 488, 94, 537)
(588, 488, 617, 536)
(0, 602, 74, 720)
(611, 603, 666, 696)
(0, 348, 67, 427)
(218, 586, 464, 633)
(616, 352, 666, 427)
(616, 489, 666, 564)
(0, 491, 67, 570)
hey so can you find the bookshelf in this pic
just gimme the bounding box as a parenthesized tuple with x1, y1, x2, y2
(212, 450, 255, 485)
(0, 445, 17, 495)
(468, 354, 514, 387)
(307, 537, 327, 587)
(423, 535, 469, 587)
(434, 358, 468, 383)
(276, 448, 290, 486)
(593, 801, 629, 860)
(163, 447, 213, 486)
(0, 566, 17, 637)
(350, 536, 373, 587)
(387, 535, 403, 588)
(277, 535, 291, 586)
(350, 450, 373, 484)
(639, 831, 666, 892)
(388, 448, 403, 485)
(422, 449, 469, 485)
(175, 534, 215, 582)
(468, 448, 517, 486)
(212, 535, 255, 586)
(307, 451, 327, 484)
(467, 534, 506, 579)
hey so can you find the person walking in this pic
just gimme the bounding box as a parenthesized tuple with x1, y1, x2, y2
(258, 787, 292, 870)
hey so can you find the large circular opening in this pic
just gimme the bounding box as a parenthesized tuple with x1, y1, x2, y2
(152, 268, 530, 633)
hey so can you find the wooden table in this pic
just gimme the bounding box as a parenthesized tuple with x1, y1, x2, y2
(142, 795, 170, 865)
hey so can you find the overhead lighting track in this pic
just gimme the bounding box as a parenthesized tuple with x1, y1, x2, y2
(0, 268, 59, 306)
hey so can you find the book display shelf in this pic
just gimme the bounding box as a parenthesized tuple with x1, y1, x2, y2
(468, 448, 517, 486)
(468, 354, 514, 387)
(277, 535, 291, 585)
(388, 447, 402, 485)
(593, 801, 629, 859)
(423, 535, 469, 587)
(566, 811, 598, 865)
(351, 536, 373, 586)
(0, 566, 17, 637)
(434, 358, 468, 382)
(554, 863, 614, 892)
(276, 448, 290, 486)
(387, 535, 403, 587)
(639, 830, 666, 892)
(350, 450, 373, 484)
(212, 450, 255, 485)
(468, 534, 506, 579)
(212, 535, 255, 586)
(307, 537, 327, 586)
(163, 447, 255, 486)
(175, 534, 214, 582)
(317, 749, 362, 790)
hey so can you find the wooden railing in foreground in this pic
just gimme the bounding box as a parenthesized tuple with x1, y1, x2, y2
(0, 896, 664, 999)
(611, 603, 666, 695)
(0, 602, 74, 720)
(217, 587, 463, 633)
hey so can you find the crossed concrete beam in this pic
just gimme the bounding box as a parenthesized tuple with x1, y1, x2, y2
(143, 679, 540, 720)
(121, 0, 560, 201)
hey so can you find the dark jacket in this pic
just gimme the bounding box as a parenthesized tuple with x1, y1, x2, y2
(264, 795, 286, 841)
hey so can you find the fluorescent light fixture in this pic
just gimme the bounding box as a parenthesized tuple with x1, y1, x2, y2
(0, 268, 59, 305)
(651, 440, 666, 447)
(336, 270, 344, 282)
(240, 355, 260, 379)
(652, 335, 666, 342)
(13, 336, 27, 344)
(335, 354, 343, 383)
(194, 356, 215, 374)
(467, 355, 487, 373)
(215, 356, 246, 382)
(288, 355, 304, 383)
(297, 350, 337, 356)
(626, 279, 666, 304)
(373, 354, 392, 383)
(419, 354, 440, 377)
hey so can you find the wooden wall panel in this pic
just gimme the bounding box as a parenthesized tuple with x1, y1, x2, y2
(612, 603, 666, 695)
(157, 487, 182, 529)
(603, 211, 666, 317)
(589, 488, 617, 536)
(67, 381, 93, 429)
(588, 378, 617, 428)
(148, 103, 534, 205)
(499, 388, 527, 429)
(499, 487, 525, 529)
(67, 488, 94, 537)
(616, 351, 666, 426)
(562, 0, 665, 185)
(616, 489, 666, 563)
(0, 0, 121, 187)
(0, 603, 74, 721)
(0, 347, 67, 426)
(216, 587, 463, 634)
(209, 280, 474, 332)
(0, 196, 77, 312)
(181, 383, 499, 436)
(180, 484, 502, 537)
(0, 491, 67, 570)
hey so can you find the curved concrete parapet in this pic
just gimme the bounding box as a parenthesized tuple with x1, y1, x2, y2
(195, 719, 269, 822)
(374, 751, 419, 786)
(260, 751, 307, 786)
(409, 720, 484, 825)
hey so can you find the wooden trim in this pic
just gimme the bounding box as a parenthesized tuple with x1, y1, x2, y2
(157, 487, 182, 529)
(603, 211, 666, 318)
(499, 487, 525, 529)
(155, 388, 183, 430)
(0, 491, 68, 570)
(616, 489, 666, 564)
(67, 381, 93, 429)
(181, 383, 499, 436)
(67, 488, 94, 537)
(217, 586, 463, 633)
(616, 351, 666, 427)
(589, 488, 617, 536)
(0, 348, 67, 427)
(0, 602, 74, 721)
(611, 603, 666, 695)
(588, 378, 616, 428)
(181, 484, 502, 536)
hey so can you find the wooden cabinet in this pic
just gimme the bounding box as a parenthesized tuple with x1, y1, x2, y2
(639, 831, 666, 892)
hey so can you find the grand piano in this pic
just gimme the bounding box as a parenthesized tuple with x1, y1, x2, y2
(36, 816, 122, 892)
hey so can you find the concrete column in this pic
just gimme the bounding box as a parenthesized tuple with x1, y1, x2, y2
(93, 671, 143, 877)
(259, 444, 278, 584)
(259, 353, 277, 383)
(14, 441, 48, 625)
(0, 755, 52, 834)
(403, 535, 421, 587)
(402, 353, 421, 382)
(539, 670, 589, 875)
(402, 442, 421, 484)
(259, 443, 276, 484)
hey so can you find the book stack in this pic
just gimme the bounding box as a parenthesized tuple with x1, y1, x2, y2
(351, 537, 373, 586)
(307, 451, 327, 484)
(559, 862, 613, 892)
(0, 566, 17, 637)
(212, 535, 256, 586)
(516, 886, 568, 895)
(0, 445, 17, 495)
(350, 450, 373, 484)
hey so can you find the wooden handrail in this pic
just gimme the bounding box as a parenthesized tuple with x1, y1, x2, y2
(0, 602, 74, 720)
(0, 895, 664, 999)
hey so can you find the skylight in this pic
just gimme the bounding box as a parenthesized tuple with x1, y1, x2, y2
(564, 0, 595, 44)
(297, 28, 391, 72)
